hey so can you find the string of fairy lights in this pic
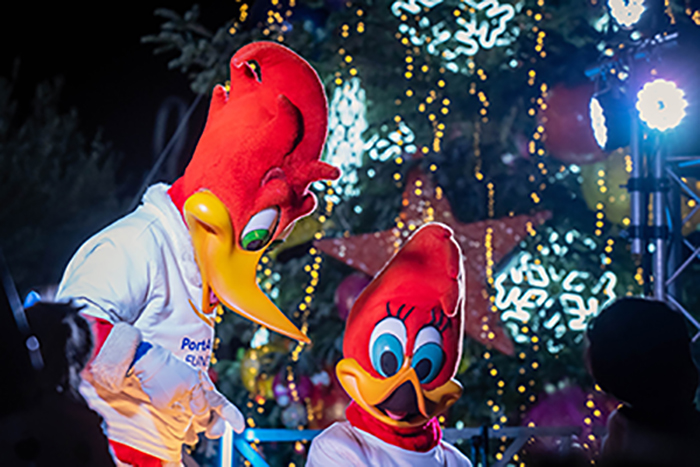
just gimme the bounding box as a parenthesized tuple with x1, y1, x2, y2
(211, 0, 646, 464)
(469, 1, 539, 457)
(502, 4, 549, 457)
(526, 0, 549, 211)
(485, 180, 513, 462)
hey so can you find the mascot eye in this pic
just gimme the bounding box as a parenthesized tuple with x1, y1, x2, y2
(411, 327, 444, 384)
(369, 317, 407, 378)
(241, 208, 279, 251)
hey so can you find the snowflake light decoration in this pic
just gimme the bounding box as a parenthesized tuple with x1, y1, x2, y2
(494, 229, 618, 353)
(392, 0, 519, 72)
(323, 78, 369, 198)
(363, 121, 417, 162)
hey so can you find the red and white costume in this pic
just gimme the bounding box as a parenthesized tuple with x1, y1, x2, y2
(308, 413, 470, 467)
(308, 223, 472, 467)
(57, 183, 212, 462)
(57, 42, 339, 466)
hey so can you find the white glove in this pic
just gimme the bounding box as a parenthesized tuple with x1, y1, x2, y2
(191, 371, 245, 437)
(130, 342, 205, 414)
(133, 344, 244, 433)
(89, 323, 244, 433)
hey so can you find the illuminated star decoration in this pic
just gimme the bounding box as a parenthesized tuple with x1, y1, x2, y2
(314, 169, 551, 355)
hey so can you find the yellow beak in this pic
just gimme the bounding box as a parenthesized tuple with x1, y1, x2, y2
(183, 190, 310, 343)
(336, 357, 462, 427)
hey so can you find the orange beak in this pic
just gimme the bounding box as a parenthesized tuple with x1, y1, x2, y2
(183, 190, 309, 343)
(336, 357, 462, 427)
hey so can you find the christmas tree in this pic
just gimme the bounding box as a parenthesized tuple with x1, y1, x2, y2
(143, 0, 700, 464)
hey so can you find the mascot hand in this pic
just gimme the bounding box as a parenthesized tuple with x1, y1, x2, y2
(89, 322, 242, 430)
(131, 342, 208, 415)
(190, 371, 245, 437)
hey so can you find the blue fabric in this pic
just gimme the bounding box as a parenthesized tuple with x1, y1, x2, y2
(130, 341, 153, 369)
(23, 290, 41, 308)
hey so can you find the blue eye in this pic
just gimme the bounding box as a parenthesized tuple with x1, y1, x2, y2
(371, 333, 405, 377)
(411, 326, 445, 384)
(368, 317, 407, 378)
(412, 342, 444, 384)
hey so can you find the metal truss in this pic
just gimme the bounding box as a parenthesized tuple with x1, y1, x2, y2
(628, 130, 700, 337)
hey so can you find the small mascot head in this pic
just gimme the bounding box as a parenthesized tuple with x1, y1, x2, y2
(337, 223, 465, 427)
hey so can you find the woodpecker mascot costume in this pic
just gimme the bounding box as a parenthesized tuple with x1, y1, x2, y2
(307, 223, 472, 466)
(56, 42, 339, 466)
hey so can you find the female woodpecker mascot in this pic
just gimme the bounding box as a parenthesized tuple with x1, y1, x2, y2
(56, 42, 339, 466)
(307, 223, 472, 466)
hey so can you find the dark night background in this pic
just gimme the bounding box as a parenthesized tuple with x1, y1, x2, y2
(0, 2, 232, 182)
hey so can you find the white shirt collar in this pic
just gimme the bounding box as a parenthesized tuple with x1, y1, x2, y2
(140, 183, 202, 288)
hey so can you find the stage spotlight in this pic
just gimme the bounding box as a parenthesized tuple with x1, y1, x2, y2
(608, 0, 646, 28)
(589, 87, 631, 151)
(636, 79, 688, 131)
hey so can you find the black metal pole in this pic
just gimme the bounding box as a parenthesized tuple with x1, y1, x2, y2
(128, 93, 204, 213)
(652, 136, 667, 300)
(0, 249, 42, 417)
(668, 175, 682, 299)
(481, 425, 489, 467)
(629, 114, 645, 259)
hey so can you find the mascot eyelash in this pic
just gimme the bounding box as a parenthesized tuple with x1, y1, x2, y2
(385, 302, 415, 322)
(428, 308, 451, 333)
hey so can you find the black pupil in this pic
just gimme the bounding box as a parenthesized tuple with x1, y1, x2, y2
(380, 351, 398, 376)
(246, 239, 265, 251)
(414, 358, 432, 381)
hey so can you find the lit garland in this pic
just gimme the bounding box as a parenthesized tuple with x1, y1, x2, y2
(330, 2, 421, 190)
(484, 179, 510, 457)
(334, 5, 365, 88)
(473, 115, 482, 180)
(525, 0, 549, 214)
(286, 203, 335, 415)
(471, 72, 488, 180)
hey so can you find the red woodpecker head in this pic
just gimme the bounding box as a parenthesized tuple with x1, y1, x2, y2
(169, 42, 340, 343)
(337, 223, 465, 428)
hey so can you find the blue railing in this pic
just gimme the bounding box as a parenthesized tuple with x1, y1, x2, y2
(219, 424, 588, 467)
(220, 428, 322, 467)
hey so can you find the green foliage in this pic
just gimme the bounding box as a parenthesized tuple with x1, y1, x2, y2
(0, 73, 125, 293)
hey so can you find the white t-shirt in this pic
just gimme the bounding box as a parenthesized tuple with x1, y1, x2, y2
(307, 421, 472, 467)
(57, 184, 215, 462)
